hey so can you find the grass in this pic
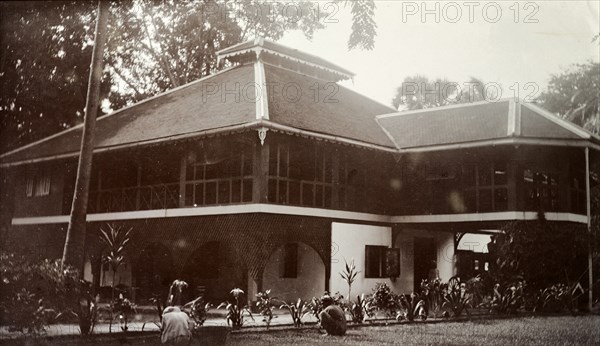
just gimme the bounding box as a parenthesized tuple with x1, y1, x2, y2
(228, 316, 600, 346)
(3, 315, 599, 345)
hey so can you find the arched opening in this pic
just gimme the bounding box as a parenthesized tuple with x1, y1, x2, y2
(456, 233, 493, 280)
(262, 242, 325, 302)
(182, 241, 247, 303)
(134, 242, 174, 302)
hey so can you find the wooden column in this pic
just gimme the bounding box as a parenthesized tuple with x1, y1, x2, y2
(585, 147, 593, 311)
(179, 155, 187, 207)
(252, 135, 270, 203)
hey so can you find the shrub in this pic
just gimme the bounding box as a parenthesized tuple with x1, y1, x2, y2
(370, 282, 399, 319)
(0, 253, 96, 335)
(489, 213, 589, 294)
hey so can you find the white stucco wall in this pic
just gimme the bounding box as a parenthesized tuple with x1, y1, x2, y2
(331, 223, 457, 297)
(394, 228, 456, 293)
(330, 222, 395, 297)
(262, 242, 325, 302)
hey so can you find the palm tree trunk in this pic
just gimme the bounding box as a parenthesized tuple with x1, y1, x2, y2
(61, 0, 109, 271)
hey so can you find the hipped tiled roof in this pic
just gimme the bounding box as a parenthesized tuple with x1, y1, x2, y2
(2, 39, 598, 167)
(265, 64, 396, 147)
(376, 99, 599, 150)
(1, 65, 258, 164)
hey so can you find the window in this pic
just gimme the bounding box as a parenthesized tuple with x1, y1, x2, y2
(26, 172, 51, 197)
(463, 162, 508, 212)
(426, 162, 457, 181)
(36, 174, 51, 196)
(282, 243, 298, 278)
(185, 143, 253, 206)
(26, 176, 34, 197)
(523, 167, 559, 212)
(268, 141, 334, 208)
(570, 166, 586, 215)
(365, 246, 400, 278)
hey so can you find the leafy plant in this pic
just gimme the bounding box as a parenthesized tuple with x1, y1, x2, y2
(99, 223, 132, 333)
(397, 293, 427, 322)
(183, 295, 213, 329)
(370, 282, 399, 319)
(307, 296, 324, 322)
(148, 294, 165, 330)
(420, 278, 447, 318)
(280, 298, 310, 328)
(112, 293, 135, 331)
(256, 289, 277, 329)
(340, 259, 360, 302)
(217, 288, 253, 329)
(535, 282, 584, 314)
(442, 277, 472, 318)
(346, 294, 374, 323)
(0, 253, 97, 336)
(490, 282, 524, 315)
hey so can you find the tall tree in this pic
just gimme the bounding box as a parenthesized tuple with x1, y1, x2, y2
(0, 1, 103, 152)
(103, 0, 329, 107)
(538, 61, 599, 135)
(393, 75, 489, 110)
(1, 0, 378, 152)
(61, 0, 109, 271)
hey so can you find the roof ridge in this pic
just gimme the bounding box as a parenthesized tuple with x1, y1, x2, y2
(0, 65, 239, 159)
(336, 83, 397, 113)
(217, 38, 354, 79)
(376, 98, 512, 120)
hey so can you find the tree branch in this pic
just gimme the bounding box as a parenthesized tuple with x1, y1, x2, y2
(106, 60, 144, 99)
(139, 6, 180, 88)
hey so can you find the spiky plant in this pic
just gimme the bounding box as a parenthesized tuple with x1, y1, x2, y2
(99, 223, 132, 333)
(340, 259, 360, 303)
(217, 288, 253, 329)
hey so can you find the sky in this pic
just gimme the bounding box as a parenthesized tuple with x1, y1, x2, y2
(279, 0, 600, 108)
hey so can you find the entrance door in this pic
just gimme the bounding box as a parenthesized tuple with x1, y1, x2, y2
(413, 237, 436, 291)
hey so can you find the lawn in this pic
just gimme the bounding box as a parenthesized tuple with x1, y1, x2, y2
(228, 316, 600, 346)
(3, 316, 599, 345)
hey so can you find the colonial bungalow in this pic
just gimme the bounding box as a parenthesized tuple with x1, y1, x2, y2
(0, 39, 598, 303)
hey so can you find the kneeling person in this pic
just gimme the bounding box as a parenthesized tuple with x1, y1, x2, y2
(318, 296, 347, 336)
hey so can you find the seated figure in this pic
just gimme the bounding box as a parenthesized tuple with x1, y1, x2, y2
(318, 296, 347, 336)
(161, 306, 194, 345)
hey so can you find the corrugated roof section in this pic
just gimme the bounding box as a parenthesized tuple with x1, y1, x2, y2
(1, 65, 258, 164)
(265, 64, 396, 148)
(377, 100, 510, 149)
